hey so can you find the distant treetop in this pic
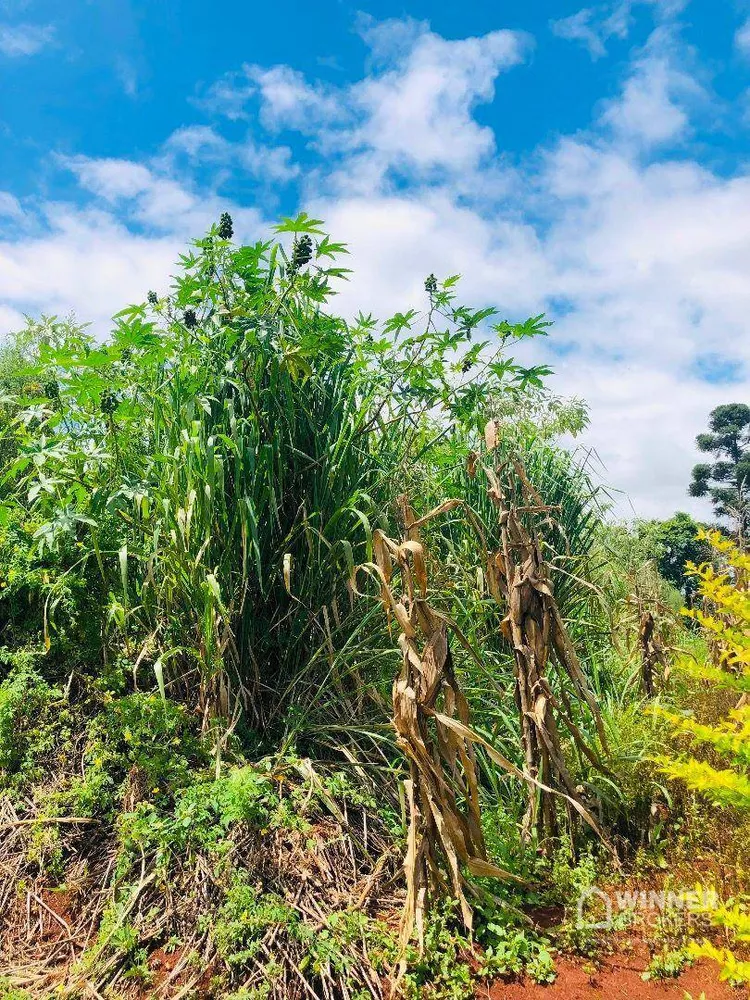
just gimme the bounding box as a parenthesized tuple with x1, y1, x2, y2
(689, 403, 750, 538)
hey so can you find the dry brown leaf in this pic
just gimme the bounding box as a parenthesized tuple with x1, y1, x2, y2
(484, 419, 498, 452)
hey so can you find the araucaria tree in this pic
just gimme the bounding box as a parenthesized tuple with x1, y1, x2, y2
(689, 403, 750, 536)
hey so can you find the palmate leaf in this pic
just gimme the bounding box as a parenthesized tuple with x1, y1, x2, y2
(382, 310, 418, 336)
(273, 212, 326, 235)
(318, 266, 352, 280)
(315, 235, 349, 259)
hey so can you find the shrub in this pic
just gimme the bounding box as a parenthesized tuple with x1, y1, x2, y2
(67, 693, 207, 818)
(0, 663, 64, 790)
(657, 530, 750, 983)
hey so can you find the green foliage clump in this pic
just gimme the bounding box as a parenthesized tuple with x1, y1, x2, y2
(650, 512, 712, 600)
(478, 911, 556, 984)
(306, 910, 397, 979)
(0, 981, 31, 1000)
(224, 981, 278, 1000)
(209, 873, 407, 990)
(215, 874, 299, 969)
(85, 893, 149, 977)
(577, 701, 669, 841)
(546, 840, 598, 907)
(67, 693, 206, 818)
(690, 403, 750, 534)
(0, 663, 65, 790)
(1, 214, 551, 758)
(642, 947, 692, 981)
(401, 901, 474, 999)
(604, 511, 711, 603)
(117, 764, 284, 869)
(114, 758, 381, 882)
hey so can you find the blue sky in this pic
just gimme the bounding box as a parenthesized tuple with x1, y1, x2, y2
(1, 0, 750, 519)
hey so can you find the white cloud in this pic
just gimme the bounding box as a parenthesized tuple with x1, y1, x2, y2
(551, 4, 631, 59)
(248, 64, 346, 133)
(348, 24, 528, 175)
(0, 21, 53, 57)
(115, 56, 138, 98)
(162, 125, 228, 158)
(551, 0, 689, 59)
(314, 191, 549, 322)
(597, 27, 705, 147)
(0, 191, 23, 220)
(195, 70, 258, 121)
(160, 124, 298, 182)
(56, 154, 271, 235)
(0, 209, 180, 326)
(736, 18, 750, 58)
(0, 304, 24, 332)
(61, 157, 155, 201)
(204, 20, 529, 182)
(557, 364, 743, 521)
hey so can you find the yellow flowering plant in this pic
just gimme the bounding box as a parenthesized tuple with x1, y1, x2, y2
(657, 530, 750, 983)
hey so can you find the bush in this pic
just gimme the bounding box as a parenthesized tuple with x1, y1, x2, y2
(0, 663, 65, 790)
(657, 530, 750, 983)
(67, 693, 207, 817)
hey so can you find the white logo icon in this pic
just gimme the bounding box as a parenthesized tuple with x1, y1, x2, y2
(576, 886, 613, 930)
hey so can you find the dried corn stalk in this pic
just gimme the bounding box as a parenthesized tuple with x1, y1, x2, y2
(481, 451, 610, 844)
(356, 498, 522, 960)
(357, 483, 610, 963)
(638, 610, 666, 696)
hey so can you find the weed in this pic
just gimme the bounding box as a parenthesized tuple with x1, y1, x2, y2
(642, 947, 692, 980)
(555, 920, 602, 959)
(0, 983, 31, 1000)
(0, 664, 65, 792)
(401, 901, 474, 1000)
(214, 874, 299, 969)
(0, 979, 32, 1000)
(65, 693, 207, 818)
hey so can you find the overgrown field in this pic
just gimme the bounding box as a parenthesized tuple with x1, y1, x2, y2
(0, 215, 747, 999)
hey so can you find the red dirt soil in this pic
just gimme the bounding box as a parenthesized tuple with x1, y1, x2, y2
(482, 949, 738, 999)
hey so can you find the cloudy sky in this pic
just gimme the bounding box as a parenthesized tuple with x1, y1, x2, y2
(1, 0, 749, 521)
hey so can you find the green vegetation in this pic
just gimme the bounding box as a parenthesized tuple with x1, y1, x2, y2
(689, 402, 750, 535)
(0, 215, 747, 999)
(658, 530, 750, 984)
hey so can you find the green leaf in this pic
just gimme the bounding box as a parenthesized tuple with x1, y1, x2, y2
(273, 213, 326, 236)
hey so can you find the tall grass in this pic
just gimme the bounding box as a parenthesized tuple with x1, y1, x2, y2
(3, 217, 555, 761)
